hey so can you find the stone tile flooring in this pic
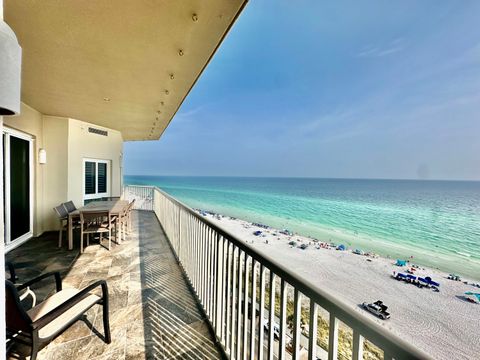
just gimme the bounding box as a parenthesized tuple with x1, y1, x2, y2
(6, 211, 223, 360)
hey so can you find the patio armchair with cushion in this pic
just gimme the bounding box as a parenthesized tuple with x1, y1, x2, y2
(5, 272, 111, 360)
(5, 261, 37, 309)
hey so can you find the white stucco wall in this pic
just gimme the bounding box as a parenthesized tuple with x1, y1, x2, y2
(67, 118, 123, 208)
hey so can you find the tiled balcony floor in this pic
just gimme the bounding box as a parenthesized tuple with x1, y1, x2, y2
(6, 211, 223, 360)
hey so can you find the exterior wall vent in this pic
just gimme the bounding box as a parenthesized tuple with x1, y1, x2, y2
(88, 127, 108, 136)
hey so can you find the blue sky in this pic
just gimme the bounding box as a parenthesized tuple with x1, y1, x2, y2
(125, 1, 480, 180)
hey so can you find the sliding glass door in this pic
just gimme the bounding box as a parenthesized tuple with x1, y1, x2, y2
(3, 128, 34, 250)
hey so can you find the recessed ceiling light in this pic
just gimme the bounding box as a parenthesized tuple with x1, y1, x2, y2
(192, 13, 198, 22)
(170, 73, 175, 80)
(103, 97, 110, 102)
(178, 49, 184, 56)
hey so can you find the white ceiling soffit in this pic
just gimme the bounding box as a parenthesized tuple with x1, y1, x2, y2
(5, 0, 248, 141)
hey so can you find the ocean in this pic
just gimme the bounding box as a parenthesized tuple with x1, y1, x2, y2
(124, 176, 480, 279)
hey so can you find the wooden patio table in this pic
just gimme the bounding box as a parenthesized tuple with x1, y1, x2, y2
(68, 200, 129, 250)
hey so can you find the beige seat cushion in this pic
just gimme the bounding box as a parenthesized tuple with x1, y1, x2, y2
(27, 288, 100, 340)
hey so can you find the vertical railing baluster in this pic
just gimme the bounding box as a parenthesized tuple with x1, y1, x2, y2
(178, 208, 181, 258)
(205, 228, 211, 317)
(292, 289, 301, 360)
(257, 265, 266, 360)
(230, 246, 238, 357)
(225, 243, 232, 355)
(236, 251, 243, 359)
(279, 279, 287, 360)
(209, 229, 214, 319)
(197, 219, 201, 295)
(186, 213, 189, 264)
(197, 220, 202, 300)
(189, 215, 194, 285)
(193, 218, 198, 291)
(212, 229, 217, 322)
(268, 272, 276, 360)
(352, 330, 364, 360)
(242, 255, 250, 360)
(220, 237, 227, 344)
(200, 222, 206, 305)
(328, 316, 339, 360)
(250, 260, 257, 359)
(214, 232, 220, 332)
(203, 223, 208, 307)
(193, 218, 200, 290)
(308, 301, 318, 360)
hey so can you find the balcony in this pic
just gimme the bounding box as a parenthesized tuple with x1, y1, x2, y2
(6, 210, 222, 360)
(6, 186, 430, 360)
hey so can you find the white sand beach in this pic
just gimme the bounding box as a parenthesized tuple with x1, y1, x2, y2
(200, 210, 480, 360)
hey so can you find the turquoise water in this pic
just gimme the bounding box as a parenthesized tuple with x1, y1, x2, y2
(125, 176, 480, 279)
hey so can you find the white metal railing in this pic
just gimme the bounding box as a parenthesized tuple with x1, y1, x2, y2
(123, 185, 154, 211)
(125, 185, 431, 360)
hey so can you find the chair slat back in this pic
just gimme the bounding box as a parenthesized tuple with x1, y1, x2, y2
(80, 210, 109, 224)
(122, 199, 135, 218)
(53, 205, 68, 219)
(5, 281, 32, 332)
(127, 199, 135, 212)
(63, 201, 77, 213)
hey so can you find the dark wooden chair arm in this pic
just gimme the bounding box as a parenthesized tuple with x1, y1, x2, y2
(5, 262, 18, 283)
(32, 280, 108, 330)
(17, 272, 62, 293)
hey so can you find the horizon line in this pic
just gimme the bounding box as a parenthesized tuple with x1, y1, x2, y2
(124, 174, 480, 182)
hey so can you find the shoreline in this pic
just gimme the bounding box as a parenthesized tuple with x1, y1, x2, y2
(189, 202, 480, 280)
(196, 208, 480, 360)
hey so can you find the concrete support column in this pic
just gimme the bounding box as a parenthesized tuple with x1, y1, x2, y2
(1, 0, 6, 352)
(1, 2, 23, 355)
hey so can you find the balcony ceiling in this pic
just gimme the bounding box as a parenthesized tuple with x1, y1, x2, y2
(4, 0, 247, 141)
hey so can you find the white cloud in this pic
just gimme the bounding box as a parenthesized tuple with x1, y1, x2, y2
(356, 38, 405, 58)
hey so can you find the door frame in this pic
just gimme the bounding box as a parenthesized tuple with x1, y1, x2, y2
(3, 127, 34, 252)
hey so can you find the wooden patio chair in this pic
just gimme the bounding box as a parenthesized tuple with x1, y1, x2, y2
(62, 200, 77, 213)
(118, 199, 135, 242)
(53, 205, 80, 248)
(79, 210, 115, 253)
(5, 273, 110, 360)
(127, 199, 135, 233)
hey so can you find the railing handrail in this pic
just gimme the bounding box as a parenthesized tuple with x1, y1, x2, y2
(123, 184, 155, 189)
(125, 184, 432, 359)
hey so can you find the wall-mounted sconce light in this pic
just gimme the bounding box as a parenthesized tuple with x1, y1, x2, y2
(38, 148, 47, 164)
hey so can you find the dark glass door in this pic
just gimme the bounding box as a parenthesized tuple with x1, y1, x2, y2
(9, 136, 31, 241)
